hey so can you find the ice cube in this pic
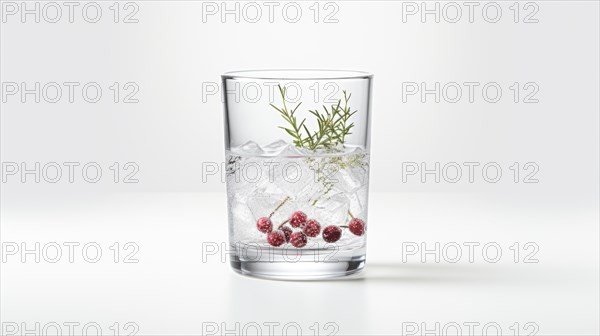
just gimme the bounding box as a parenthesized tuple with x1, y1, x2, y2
(246, 192, 299, 232)
(311, 192, 350, 226)
(226, 156, 265, 201)
(263, 140, 288, 155)
(264, 141, 306, 158)
(236, 141, 264, 156)
(230, 198, 254, 226)
(356, 184, 369, 216)
(334, 166, 368, 193)
(229, 197, 260, 242)
(297, 183, 327, 206)
(271, 157, 320, 199)
(278, 144, 306, 157)
(347, 185, 368, 218)
(247, 193, 290, 220)
(341, 144, 363, 155)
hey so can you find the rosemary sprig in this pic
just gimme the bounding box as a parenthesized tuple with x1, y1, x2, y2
(270, 85, 305, 148)
(305, 101, 339, 150)
(271, 85, 357, 151)
(336, 91, 357, 144)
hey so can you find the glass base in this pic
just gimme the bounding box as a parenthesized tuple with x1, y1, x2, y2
(230, 256, 366, 280)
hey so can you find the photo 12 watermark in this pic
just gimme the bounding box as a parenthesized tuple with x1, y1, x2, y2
(1, 321, 140, 336)
(202, 241, 344, 264)
(1, 241, 140, 264)
(1, 1, 140, 23)
(400, 321, 539, 336)
(401, 1, 540, 24)
(1, 162, 140, 184)
(401, 82, 539, 104)
(401, 162, 540, 184)
(201, 1, 340, 24)
(201, 321, 339, 336)
(400, 241, 540, 264)
(203, 80, 343, 104)
(1, 82, 140, 104)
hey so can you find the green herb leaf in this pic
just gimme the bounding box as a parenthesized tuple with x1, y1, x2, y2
(271, 84, 358, 151)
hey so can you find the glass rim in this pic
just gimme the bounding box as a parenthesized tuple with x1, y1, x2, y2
(222, 69, 373, 80)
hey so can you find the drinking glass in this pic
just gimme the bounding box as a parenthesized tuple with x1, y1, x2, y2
(222, 70, 373, 279)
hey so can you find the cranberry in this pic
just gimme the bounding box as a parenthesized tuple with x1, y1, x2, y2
(348, 218, 366, 236)
(290, 211, 308, 228)
(290, 232, 308, 248)
(322, 225, 342, 243)
(256, 217, 273, 233)
(281, 226, 293, 242)
(303, 219, 321, 237)
(267, 230, 286, 247)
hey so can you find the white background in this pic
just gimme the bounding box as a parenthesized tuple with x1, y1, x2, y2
(1, 1, 599, 335)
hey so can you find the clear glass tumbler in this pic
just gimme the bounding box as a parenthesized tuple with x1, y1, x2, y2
(222, 70, 373, 279)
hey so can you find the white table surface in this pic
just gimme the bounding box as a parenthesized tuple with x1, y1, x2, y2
(1, 191, 598, 335)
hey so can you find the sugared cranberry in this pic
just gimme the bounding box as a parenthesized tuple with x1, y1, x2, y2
(256, 217, 273, 233)
(267, 230, 286, 247)
(281, 226, 293, 242)
(290, 232, 308, 248)
(322, 225, 342, 243)
(290, 211, 308, 228)
(303, 219, 321, 237)
(348, 218, 366, 236)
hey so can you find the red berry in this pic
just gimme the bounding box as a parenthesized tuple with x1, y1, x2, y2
(267, 230, 286, 247)
(290, 232, 308, 248)
(281, 226, 293, 242)
(303, 219, 321, 237)
(348, 218, 366, 236)
(290, 211, 307, 228)
(322, 225, 342, 243)
(256, 217, 273, 233)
